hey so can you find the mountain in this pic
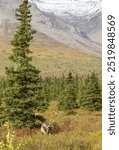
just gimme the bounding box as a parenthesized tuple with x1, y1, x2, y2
(0, 0, 102, 55)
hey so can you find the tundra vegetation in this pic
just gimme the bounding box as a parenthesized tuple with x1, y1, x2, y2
(0, 0, 102, 150)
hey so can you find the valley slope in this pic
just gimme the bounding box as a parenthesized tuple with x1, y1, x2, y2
(0, 33, 101, 77)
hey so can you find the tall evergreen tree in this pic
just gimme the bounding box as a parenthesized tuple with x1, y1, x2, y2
(58, 72, 77, 114)
(1, 0, 49, 128)
(77, 73, 102, 111)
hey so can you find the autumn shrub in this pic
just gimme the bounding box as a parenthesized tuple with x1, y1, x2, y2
(0, 122, 23, 150)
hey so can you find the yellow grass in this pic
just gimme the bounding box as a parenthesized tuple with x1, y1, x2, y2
(0, 101, 102, 150)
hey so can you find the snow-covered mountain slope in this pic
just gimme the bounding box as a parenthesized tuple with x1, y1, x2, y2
(29, 0, 102, 54)
(0, 0, 102, 55)
(29, 0, 101, 17)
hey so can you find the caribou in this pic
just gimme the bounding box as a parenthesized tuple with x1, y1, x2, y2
(34, 110, 58, 135)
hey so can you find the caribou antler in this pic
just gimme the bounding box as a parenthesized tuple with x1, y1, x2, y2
(49, 111, 58, 125)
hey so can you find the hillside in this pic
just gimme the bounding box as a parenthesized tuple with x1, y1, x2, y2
(0, 0, 102, 77)
(0, 0, 102, 54)
(0, 33, 101, 77)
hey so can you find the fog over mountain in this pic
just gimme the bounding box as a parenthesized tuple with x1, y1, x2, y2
(0, 0, 102, 55)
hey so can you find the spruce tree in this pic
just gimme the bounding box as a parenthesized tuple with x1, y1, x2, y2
(58, 72, 77, 114)
(77, 73, 102, 111)
(1, 0, 49, 128)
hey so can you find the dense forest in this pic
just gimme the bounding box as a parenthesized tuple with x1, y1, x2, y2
(0, 71, 101, 128)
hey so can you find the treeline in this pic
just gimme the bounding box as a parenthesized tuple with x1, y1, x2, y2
(35, 72, 101, 114)
(0, 72, 101, 114)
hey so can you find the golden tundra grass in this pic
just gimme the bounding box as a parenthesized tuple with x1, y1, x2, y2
(0, 35, 101, 77)
(0, 101, 102, 150)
